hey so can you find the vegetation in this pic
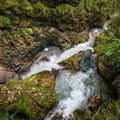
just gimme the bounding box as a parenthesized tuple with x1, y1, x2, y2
(96, 34, 120, 69)
(0, 0, 120, 120)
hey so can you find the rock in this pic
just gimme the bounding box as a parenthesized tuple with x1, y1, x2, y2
(95, 33, 120, 81)
(60, 53, 81, 72)
(87, 94, 101, 111)
(0, 66, 18, 83)
(0, 71, 57, 119)
(0, 25, 60, 69)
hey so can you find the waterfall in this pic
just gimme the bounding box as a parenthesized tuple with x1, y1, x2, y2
(44, 28, 108, 120)
(21, 42, 94, 79)
(21, 47, 62, 79)
(20, 26, 108, 120)
(55, 43, 93, 63)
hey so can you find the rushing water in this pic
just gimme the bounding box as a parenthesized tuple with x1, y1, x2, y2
(20, 26, 108, 120)
(21, 47, 62, 79)
(44, 28, 108, 120)
(21, 41, 94, 79)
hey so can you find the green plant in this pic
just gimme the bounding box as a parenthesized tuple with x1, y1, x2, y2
(0, 16, 11, 28)
(96, 35, 120, 69)
(109, 15, 120, 37)
(33, 2, 50, 16)
(91, 100, 120, 120)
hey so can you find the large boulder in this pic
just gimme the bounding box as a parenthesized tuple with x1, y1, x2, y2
(95, 33, 120, 82)
(0, 71, 57, 119)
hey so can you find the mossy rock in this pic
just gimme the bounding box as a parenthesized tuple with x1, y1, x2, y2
(95, 33, 120, 81)
(73, 99, 120, 120)
(0, 71, 57, 120)
(60, 53, 81, 72)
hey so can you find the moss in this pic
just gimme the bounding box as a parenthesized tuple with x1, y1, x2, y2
(33, 2, 50, 17)
(96, 35, 120, 70)
(112, 75, 120, 98)
(21, 28, 34, 35)
(0, 30, 3, 37)
(109, 15, 120, 37)
(21, 0, 34, 15)
(55, 4, 75, 16)
(0, 15, 11, 28)
(7, 96, 34, 119)
(74, 100, 120, 120)
(90, 100, 120, 120)
(60, 53, 81, 72)
(0, 72, 57, 119)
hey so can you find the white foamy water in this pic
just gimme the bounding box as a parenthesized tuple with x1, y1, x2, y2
(21, 47, 62, 79)
(87, 28, 104, 47)
(44, 28, 106, 120)
(22, 61, 62, 79)
(22, 42, 94, 79)
(55, 43, 94, 63)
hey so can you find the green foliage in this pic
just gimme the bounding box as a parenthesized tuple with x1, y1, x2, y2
(55, 4, 75, 15)
(90, 100, 120, 120)
(8, 96, 34, 119)
(74, 100, 120, 120)
(0, 112, 15, 120)
(0, 15, 11, 28)
(0, 0, 119, 19)
(21, 0, 34, 14)
(21, 28, 34, 35)
(33, 2, 50, 16)
(112, 76, 120, 98)
(0, 30, 3, 37)
(109, 15, 120, 37)
(96, 35, 120, 69)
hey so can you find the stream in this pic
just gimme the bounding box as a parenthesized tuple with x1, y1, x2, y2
(20, 26, 109, 120)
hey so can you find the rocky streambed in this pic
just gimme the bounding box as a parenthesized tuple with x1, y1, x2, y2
(0, 15, 119, 120)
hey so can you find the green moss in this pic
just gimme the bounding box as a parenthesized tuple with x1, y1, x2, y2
(0, 15, 11, 28)
(112, 76, 120, 98)
(74, 100, 120, 120)
(21, 28, 34, 35)
(109, 15, 120, 37)
(55, 4, 75, 15)
(7, 96, 34, 119)
(95, 35, 120, 69)
(0, 72, 57, 119)
(0, 30, 3, 38)
(60, 53, 81, 72)
(21, 0, 33, 15)
(91, 100, 120, 120)
(33, 2, 50, 16)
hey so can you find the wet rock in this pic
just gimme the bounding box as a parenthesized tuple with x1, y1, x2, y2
(87, 94, 101, 111)
(60, 53, 81, 72)
(0, 66, 18, 83)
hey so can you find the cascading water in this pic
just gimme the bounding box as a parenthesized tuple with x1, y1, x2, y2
(21, 47, 62, 79)
(20, 25, 108, 120)
(21, 42, 93, 79)
(44, 28, 108, 120)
